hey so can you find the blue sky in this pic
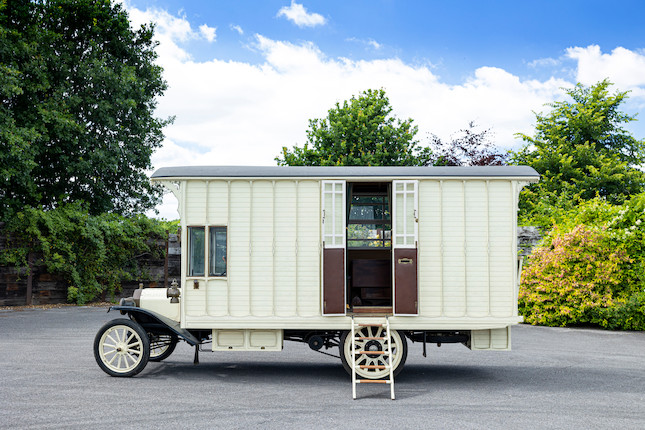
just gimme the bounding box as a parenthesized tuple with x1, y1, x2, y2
(122, 1, 645, 218)
(128, 0, 645, 81)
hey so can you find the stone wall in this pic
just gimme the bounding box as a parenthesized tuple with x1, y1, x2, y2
(517, 226, 543, 257)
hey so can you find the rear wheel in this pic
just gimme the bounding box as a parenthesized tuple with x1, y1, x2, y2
(94, 318, 150, 377)
(340, 327, 407, 379)
(148, 332, 178, 362)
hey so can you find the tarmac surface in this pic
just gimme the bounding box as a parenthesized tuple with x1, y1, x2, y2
(0, 306, 644, 429)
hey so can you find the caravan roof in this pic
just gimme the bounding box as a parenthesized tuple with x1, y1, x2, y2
(151, 165, 539, 179)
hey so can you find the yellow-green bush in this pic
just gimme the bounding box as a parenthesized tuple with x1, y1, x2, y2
(519, 225, 630, 327)
(520, 194, 645, 330)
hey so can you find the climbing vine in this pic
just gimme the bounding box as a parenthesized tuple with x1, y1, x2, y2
(1, 204, 178, 304)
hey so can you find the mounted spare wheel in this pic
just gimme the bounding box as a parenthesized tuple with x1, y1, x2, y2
(340, 327, 408, 379)
(94, 318, 150, 377)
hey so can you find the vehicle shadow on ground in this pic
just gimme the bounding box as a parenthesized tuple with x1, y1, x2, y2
(143, 359, 349, 383)
(140, 359, 640, 399)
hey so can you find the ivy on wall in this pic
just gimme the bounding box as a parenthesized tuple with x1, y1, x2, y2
(1, 204, 178, 304)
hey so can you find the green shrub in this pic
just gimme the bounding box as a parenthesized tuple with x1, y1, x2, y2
(520, 191, 645, 330)
(519, 225, 631, 327)
(1, 203, 179, 304)
(595, 292, 645, 330)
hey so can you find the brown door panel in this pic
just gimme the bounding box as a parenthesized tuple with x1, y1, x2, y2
(394, 248, 418, 314)
(323, 248, 345, 314)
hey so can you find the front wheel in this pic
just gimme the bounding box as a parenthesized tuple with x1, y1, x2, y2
(94, 318, 150, 377)
(340, 327, 407, 379)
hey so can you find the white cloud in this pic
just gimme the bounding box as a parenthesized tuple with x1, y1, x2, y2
(127, 6, 217, 61)
(527, 57, 560, 68)
(368, 40, 382, 50)
(199, 24, 217, 43)
(147, 35, 570, 218)
(125, 5, 645, 219)
(230, 24, 244, 35)
(566, 45, 645, 98)
(277, 1, 326, 28)
(347, 37, 382, 50)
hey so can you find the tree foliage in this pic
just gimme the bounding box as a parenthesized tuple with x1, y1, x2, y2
(276, 89, 432, 166)
(1, 203, 178, 304)
(0, 0, 170, 219)
(429, 121, 508, 166)
(513, 80, 645, 226)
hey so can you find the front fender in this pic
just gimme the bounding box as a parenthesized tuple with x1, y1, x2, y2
(109, 306, 200, 346)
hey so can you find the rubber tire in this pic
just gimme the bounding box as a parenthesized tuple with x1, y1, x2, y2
(339, 329, 408, 379)
(148, 332, 178, 362)
(94, 318, 150, 377)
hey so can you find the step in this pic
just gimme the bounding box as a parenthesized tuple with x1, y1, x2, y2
(358, 365, 388, 369)
(357, 323, 385, 327)
(355, 350, 387, 355)
(357, 336, 386, 340)
(356, 379, 391, 384)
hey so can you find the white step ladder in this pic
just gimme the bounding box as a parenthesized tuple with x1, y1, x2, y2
(351, 316, 395, 400)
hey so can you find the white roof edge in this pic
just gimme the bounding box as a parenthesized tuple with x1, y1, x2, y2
(152, 175, 539, 182)
(151, 165, 540, 179)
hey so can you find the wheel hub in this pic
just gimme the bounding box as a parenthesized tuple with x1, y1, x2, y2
(364, 339, 384, 358)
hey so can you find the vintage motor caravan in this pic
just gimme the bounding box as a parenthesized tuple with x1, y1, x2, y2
(94, 166, 539, 397)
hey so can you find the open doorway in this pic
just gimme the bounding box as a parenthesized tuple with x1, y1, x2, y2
(346, 182, 393, 313)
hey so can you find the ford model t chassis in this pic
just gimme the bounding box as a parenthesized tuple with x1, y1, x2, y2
(94, 166, 537, 394)
(94, 282, 471, 379)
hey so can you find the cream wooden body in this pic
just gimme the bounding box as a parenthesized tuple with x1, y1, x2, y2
(152, 167, 538, 351)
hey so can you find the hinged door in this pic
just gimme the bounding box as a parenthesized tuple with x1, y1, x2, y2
(321, 180, 346, 315)
(392, 180, 419, 315)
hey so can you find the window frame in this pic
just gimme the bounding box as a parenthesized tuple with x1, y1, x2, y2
(321, 180, 346, 248)
(186, 225, 228, 279)
(392, 180, 418, 249)
(208, 226, 227, 277)
(187, 226, 206, 277)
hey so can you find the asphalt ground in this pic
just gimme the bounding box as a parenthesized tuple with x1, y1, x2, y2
(0, 306, 643, 429)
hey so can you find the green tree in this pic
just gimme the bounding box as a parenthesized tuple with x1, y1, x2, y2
(512, 80, 645, 225)
(276, 88, 431, 166)
(429, 121, 508, 166)
(0, 0, 170, 219)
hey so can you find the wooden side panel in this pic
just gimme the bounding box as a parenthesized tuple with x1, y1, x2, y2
(416, 179, 518, 319)
(323, 248, 345, 314)
(206, 278, 228, 316)
(185, 180, 207, 226)
(441, 181, 466, 317)
(417, 180, 442, 317)
(206, 181, 228, 225)
(274, 181, 298, 316)
(296, 181, 321, 316)
(185, 279, 206, 317)
(228, 181, 251, 316)
(250, 181, 273, 317)
(464, 181, 490, 317)
(394, 248, 418, 315)
(488, 181, 514, 317)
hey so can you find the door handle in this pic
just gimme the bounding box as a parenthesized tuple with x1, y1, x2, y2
(398, 258, 413, 264)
